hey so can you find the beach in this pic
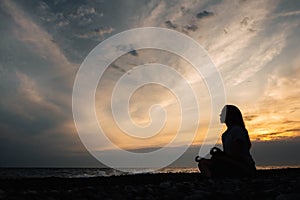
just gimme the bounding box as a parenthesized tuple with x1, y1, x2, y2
(0, 168, 299, 200)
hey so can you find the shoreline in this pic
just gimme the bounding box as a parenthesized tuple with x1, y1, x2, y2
(1, 168, 299, 199)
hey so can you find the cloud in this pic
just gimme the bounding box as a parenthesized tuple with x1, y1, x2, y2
(165, 20, 178, 29)
(74, 6, 96, 17)
(275, 10, 300, 17)
(132, 0, 299, 145)
(76, 26, 114, 41)
(135, 0, 208, 34)
(251, 138, 300, 166)
(0, 118, 100, 167)
(1, 0, 76, 81)
(227, 31, 286, 85)
(200, 1, 282, 84)
(0, 0, 85, 164)
(138, 1, 167, 27)
(1, 0, 300, 167)
(196, 10, 214, 19)
(133, 0, 286, 86)
(242, 61, 300, 141)
(110, 64, 127, 73)
(243, 114, 259, 122)
(15, 71, 62, 118)
(240, 17, 257, 32)
(68, 5, 97, 20)
(129, 49, 138, 56)
(183, 24, 198, 32)
(68, 5, 99, 26)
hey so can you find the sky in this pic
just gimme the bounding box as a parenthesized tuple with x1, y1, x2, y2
(1, 0, 300, 167)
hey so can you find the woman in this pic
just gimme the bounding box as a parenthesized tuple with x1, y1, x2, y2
(197, 105, 256, 178)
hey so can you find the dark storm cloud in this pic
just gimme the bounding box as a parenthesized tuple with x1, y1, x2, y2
(185, 138, 300, 167)
(0, 133, 102, 167)
(0, 0, 151, 167)
(251, 138, 300, 166)
(0, 0, 80, 167)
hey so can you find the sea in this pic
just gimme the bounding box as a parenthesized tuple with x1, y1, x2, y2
(1, 166, 299, 179)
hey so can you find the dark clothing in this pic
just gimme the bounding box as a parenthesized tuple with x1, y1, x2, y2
(211, 126, 256, 177)
(222, 126, 255, 167)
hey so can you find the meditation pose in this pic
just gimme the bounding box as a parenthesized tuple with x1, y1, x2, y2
(197, 105, 256, 177)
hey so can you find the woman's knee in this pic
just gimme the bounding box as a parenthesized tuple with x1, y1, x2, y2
(198, 158, 211, 169)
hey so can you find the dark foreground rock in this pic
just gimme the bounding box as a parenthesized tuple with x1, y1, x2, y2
(0, 168, 300, 200)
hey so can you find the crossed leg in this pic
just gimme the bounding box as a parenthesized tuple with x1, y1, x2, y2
(198, 158, 213, 178)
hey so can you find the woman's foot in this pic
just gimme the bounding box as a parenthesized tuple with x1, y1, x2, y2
(198, 158, 212, 178)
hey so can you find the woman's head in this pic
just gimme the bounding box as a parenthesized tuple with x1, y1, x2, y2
(220, 105, 245, 128)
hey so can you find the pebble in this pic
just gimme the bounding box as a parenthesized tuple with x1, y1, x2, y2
(0, 189, 4, 199)
(184, 194, 204, 200)
(159, 181, 171, 189)
(0, 169, 299, 199)
(276, 193, 300, 200)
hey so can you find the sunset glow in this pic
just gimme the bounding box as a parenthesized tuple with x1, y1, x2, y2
(1, 0, 299, 167)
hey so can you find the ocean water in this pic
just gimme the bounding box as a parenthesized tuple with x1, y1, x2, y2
(0, 166, 298, 179)
(0, 167, 196, 178)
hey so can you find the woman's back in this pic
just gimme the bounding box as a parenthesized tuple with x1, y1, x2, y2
(222, 125, 255, 167)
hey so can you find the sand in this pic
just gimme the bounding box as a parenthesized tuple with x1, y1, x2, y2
(0, 168, 300, 200)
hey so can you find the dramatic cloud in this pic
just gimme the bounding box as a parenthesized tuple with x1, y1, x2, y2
(1, 0, 299, 167)
(244, 58, 300, 141)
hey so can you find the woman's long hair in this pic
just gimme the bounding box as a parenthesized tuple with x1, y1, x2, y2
(224, 105, 245, 128)
(224, 105, 251, 149)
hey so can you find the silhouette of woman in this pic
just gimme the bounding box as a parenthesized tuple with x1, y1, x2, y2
(197, 105, 256, 177)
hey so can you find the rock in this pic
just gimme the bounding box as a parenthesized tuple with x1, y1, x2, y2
(184, 193, 204, 200)
(276, 193, 300, 200)
(0, 189, 5, 199)
(124, 185, 138, 193)
(159, 181, 171, 189)
(24, 190, 37, 194)
(0, 169, 299, 199)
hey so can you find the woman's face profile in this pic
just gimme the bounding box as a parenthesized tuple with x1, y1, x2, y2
(219, 107, 226, 123)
